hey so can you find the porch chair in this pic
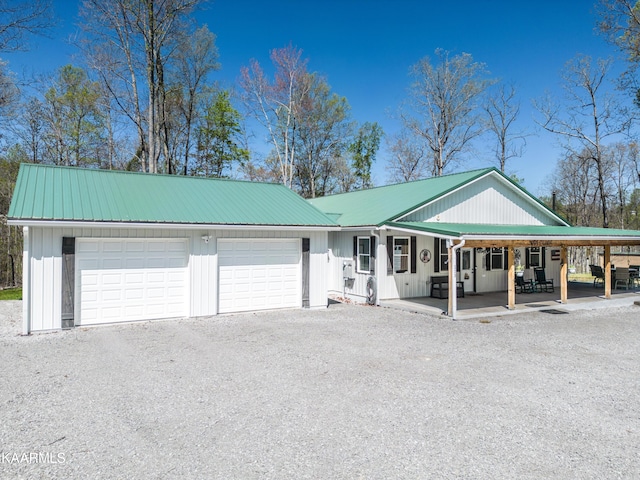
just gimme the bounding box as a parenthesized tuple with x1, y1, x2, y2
(589, 264, 604, 288)
(533, 267, 554, 293)
(614, 267, 631, 290)
(630, 265, 640, 288)
(515, 275, 534, 294)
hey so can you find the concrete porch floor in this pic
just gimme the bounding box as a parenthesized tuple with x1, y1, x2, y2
(380, 281, 640, 320)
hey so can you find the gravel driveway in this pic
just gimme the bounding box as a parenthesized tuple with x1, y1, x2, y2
(1, 301, 639, 479)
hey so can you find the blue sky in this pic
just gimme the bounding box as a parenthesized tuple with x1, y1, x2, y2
(3, 0, 626, 195)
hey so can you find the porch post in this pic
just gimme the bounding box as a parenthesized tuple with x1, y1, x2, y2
(447, 242, 454, 316)
(507, 247, 515, 310)
(560, 246, 568, 304)
(604, 245, 611, 299)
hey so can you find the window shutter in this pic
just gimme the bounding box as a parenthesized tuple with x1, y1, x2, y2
(456, 249, 461, 272)
(542, 247, 546, 268)
(386, 236, 393, 274)
(525, 248, 530, 269)
(370, 236, 376, 274)
(485, 249, 491, 271)
(353, 236, 357, 261)
(410, 236, 417, 274)
(503, 248, 508, 270)
(434, 238, 440, 273)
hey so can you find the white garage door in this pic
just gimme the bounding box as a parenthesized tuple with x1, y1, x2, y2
(218, 238, 300, 313)
(76, 238, 189, 325)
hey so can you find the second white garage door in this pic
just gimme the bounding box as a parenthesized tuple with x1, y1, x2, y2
(218, 238, 301, 313)
(76, 238, 189, 325)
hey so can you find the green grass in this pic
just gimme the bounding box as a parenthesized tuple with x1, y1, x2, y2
(0, 287, 22, 300)
(568, 273, 595, 283)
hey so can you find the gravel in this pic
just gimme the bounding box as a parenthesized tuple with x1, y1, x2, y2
(1, 301, 639, 479)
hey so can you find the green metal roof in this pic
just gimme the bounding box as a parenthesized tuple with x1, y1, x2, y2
(386, 222, 640, 239)
(8, 164, 337, 227)
(308, 168, 548, 227)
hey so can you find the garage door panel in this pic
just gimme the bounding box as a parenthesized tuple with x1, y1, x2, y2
(77, 239, 188, 325)
(218, 239, 300, 314)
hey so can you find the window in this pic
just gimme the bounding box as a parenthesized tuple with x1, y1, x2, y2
(357, 237, 371, 273)
(394, 237, 409, 273)
(438, 238, 448, 272)
(491, 248, 503, 270)
(528, 247, 541, 267)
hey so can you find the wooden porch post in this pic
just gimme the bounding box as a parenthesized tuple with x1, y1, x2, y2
(604, 245, 611, 299)
(507, 247, 515, 310)
(560, 246, 568, 304)
(447, 243, 453, 315)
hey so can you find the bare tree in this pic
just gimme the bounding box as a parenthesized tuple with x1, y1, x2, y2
(294, 73, 352, 198)
(173, 25, 219, 174)
(484, 83, 526, 172)
(80, 0, 202, 173)
(0, 0, 54, 52)
(385, 128, 429, 183)
(535, 55, 632, 228)
(240, 44, 311, 188)
(402, 49, 493, 176)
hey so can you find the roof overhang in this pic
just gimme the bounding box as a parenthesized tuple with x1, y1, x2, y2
(7, 219, 340, 231)
(384, 221, 640, 247)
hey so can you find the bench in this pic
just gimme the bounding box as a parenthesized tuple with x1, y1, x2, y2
(429, 275, 464, 299)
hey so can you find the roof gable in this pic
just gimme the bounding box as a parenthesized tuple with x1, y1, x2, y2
(307, 168, 493, 226)
(308, 168, 565, 227)
(8, 164, 336, 227)
(398, 171, 567, 226)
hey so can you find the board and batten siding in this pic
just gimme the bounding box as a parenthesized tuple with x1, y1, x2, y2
(400, 175, 560, 226)
(24, 226, 328, 333)
(327, 232, 562, 301)
(328, 230, 438, 301)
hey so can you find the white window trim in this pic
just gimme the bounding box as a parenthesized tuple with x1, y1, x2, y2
(394, 237, 410, 274)
(491, 247, 503, 270)
(438, 238, 448, 272)
(356, 236, 371, 273)
(528, 247, 542, 267)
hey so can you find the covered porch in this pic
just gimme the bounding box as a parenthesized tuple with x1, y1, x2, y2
(381, 281, 640, 320)
(384, 221, 640, 319)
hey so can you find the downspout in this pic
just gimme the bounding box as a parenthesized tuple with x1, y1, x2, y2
(22, 226, 30, 335)
(447, 238, 465, 320)
(371, 228, 380, 306)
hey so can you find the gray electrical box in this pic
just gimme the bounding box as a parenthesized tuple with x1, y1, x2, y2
(343, 260, 354, 279)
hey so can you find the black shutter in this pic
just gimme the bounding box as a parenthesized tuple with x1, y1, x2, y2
(485, 249, 491, 271)
(542, 247, 546, 268)
(302, 238, 310, 308)
(457, 249, 461, 272)
(525, 248, 530, 269)
(411, 236, 417, 274)
(434, 238, 440, 273)
(386, 236, 393, 274)
(370, 236, 376, 274)
(503, 248, 508, 270)
(353, 236, 357, 261)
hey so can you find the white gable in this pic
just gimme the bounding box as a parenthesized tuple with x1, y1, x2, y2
(397, 173, 565, 226)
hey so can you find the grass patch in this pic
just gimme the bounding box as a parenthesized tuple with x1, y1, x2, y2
(568, 273, 594, 283)
(0, 288, 22, 300)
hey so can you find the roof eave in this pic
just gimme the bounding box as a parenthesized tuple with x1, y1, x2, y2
(7, 219, 340, 231)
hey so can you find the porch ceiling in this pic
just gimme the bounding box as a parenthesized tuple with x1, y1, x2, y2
(384, 221, 640, 247)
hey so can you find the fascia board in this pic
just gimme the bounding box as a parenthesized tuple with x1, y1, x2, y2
(7, 219, 340, 231)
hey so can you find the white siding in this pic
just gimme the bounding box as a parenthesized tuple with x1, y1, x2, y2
(24, 226, 328, 333)
(328, 230, 440, 301)
(327, 233, 562, 300)
(401, 175, 562, 225)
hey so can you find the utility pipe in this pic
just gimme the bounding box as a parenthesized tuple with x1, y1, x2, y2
(447, 238, 466, 320)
